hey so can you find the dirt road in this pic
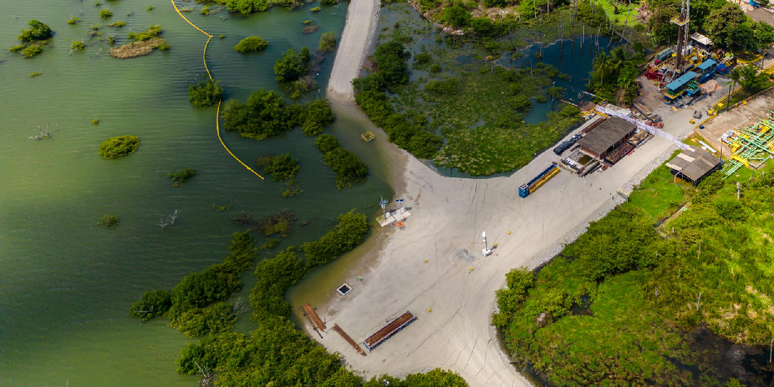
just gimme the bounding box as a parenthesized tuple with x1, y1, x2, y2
(326, 0, 380, 104)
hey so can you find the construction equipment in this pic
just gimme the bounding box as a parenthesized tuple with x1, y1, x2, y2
(519, 164, 560, 198)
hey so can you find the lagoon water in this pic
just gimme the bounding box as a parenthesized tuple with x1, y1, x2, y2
(0, 1, 394, 385)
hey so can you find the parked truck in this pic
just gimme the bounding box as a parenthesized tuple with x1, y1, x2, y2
(519, 164, 560, 198)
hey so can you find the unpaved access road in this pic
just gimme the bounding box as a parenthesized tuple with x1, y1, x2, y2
(326, 0, 380, 103)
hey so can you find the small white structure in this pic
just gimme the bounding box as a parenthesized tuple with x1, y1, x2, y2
(481, 231, 492, 256)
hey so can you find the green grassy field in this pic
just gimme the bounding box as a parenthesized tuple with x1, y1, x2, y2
(595, 0, 644, 27)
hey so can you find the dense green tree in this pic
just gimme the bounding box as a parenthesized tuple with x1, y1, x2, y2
(318, 31, 337, 53)
(167, 168, 197, 184)
(373, 41, 410, 87)
(315, 134, 340, 153)
(564, 206, 662, 281)
(17, 20, 52, 42)
(302, 211, 369, 267)
(129, 290, 172, 321)
(233, 36, 269, 53)
(98, 135, 140, 159)
(753, 21, 774, 50)
(257, 154, 300, 182)
(274, 47, 311, 82)
(724, 67, 743, 113)
(250, 247, 308, 320)
(303, 98, 335, 135)
(704, 3, 747, 51)
(169, 302, 237, 338)
(222, 89, 295, 140)
(188, 79, 223, 108)
(314, 136, 369, 189)
(442, 5, 471, 28)
(738, 64, 771, 93)
(170, 263, 242, 314)
(221, 0, 270, 14)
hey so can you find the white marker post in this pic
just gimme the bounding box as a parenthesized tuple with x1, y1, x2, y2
(482, 231, 492, 256)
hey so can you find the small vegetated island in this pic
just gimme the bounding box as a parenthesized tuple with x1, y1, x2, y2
(233, 36, 269, 53)
(109, 24, 168, 59)
(221, 90, 334, 139)
(98, 135, 140, 159)
(316, 134, 368, 189)
(129, 212, 466, 385)
(167, 168, 196, 185)
(256, 153, 303, 197)
(10, 20, 53, 58)
(188, 78, 223, 108)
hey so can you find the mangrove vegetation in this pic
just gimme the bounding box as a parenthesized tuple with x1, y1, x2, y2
(221, 90, 334, 140)
(315, 134, 368, 189)
(98, 135, 140, 159)
(128, 211, 466, 386)
(188, 78, 223, 108)
(10, 20, 53, 58)
(167, 168, 197, 185)
(233, 36, 269, 53)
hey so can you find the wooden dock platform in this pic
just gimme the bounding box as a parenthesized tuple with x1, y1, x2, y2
(301, 303, 326, 331)
(362, 311, 417, 351)
(332, 324, 366, 356)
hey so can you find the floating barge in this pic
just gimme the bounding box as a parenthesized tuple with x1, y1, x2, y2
(362, 311, 417, 351)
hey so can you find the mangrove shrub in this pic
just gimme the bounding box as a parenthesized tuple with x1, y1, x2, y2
(314, 134, 368, 189)
(222, 89, 298, 140)
(11, 20, 52, 58)
(233, 36, 269, 53)
(167, 168, 197, 184)
(129, 289, 172, 321)
(256, 154, 300, 182)
(18, 20, 53, 42)
(274, 47, 311, 82)
(98, 135, 140, 159)
(188, 79, 223, 108)
(302, 210, 369, 268)
(318, 31, 336, 53)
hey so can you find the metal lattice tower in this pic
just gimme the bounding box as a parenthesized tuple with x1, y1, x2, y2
(671, 0, 690, 71)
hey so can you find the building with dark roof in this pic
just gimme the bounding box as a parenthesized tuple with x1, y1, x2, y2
(665, 145, 722, 185)
(577, 117, 637, 161)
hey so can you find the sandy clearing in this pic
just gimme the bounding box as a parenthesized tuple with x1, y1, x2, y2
(327, 0, 380, 104)
(298, 101, 704, 386)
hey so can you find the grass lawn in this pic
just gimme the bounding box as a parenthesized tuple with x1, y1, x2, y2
(624, 157, 689, 221)
(595, 0, 643, 27)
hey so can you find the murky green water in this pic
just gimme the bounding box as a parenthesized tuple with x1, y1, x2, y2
(0, 1, 393, 385)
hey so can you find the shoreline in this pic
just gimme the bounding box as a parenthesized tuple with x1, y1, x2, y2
(326, 0, 381, 104)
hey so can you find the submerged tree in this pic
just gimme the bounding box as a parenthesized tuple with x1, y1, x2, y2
(188, 79, 223, 108)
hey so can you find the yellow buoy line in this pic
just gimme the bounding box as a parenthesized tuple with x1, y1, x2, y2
(170, 0, 264, 179)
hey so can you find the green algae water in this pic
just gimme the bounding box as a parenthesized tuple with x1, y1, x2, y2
(0, 1, 393, 385)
